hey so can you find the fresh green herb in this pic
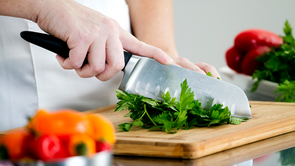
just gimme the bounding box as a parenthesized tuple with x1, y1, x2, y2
(206, 71, 220, 79)
(115, 79, 247, 133)
(279, 147, 295, 166)
(206, 72, 213, 77)
(251, 21, 295, 102)
(275, 80, 295, 102)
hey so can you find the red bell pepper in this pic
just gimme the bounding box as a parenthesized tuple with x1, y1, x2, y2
(29, 135, 68, 161)
(226, 29, 283, 75)
(225, 46, 243, 73)
(95, 141, 111, 153)
(241, 46, 270, 75)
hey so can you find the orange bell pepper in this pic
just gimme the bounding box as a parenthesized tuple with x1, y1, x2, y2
(0, 129, 31, 160)
(28, 109, 93, 136)
(86, 114, 116, 144)
(59, 134, 96, 157)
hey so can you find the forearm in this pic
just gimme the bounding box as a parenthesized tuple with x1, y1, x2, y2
(0, 0, 43, 21)
(126, 0, 178, 58)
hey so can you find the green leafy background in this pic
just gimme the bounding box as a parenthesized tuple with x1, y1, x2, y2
(252, 21, 295, 102)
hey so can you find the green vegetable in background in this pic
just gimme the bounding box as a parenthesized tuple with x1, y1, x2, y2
(115, 78, 248, 133)
(279, 147, 295, 166)
(251, 21, 295, 102)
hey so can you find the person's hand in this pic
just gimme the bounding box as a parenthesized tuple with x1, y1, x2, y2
(31, 0, 173, 81)
(171, 57, 221, 79)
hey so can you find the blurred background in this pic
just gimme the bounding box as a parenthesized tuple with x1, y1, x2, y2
(172, 0, 295, 71)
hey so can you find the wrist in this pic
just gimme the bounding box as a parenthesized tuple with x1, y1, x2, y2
(0, 0, 45, 21)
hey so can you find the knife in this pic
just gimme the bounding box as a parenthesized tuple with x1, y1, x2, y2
(20, 31, 251, 118)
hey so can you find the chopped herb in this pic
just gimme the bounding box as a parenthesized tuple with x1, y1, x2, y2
(115, 79, 247, 133)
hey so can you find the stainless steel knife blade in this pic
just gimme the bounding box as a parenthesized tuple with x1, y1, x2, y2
(119, 56, 252, 118)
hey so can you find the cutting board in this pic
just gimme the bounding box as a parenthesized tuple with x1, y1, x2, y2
(113, 131, 295, 166)
(84, 101, 295, 159)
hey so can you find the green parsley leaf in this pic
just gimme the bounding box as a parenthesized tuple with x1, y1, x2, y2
(206, 72, 213, 77)
(230, 117, 248, 125)
(132, 119, 144, 127)
(118, 123, 133, 132)
(275, 80, 295, 102)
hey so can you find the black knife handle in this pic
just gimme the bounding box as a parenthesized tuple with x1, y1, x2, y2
(20, 31, 132, 70)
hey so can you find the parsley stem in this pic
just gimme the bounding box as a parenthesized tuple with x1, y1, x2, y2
(133, 111, 146, 122)
(139, 111, 146, 119)
(144, 104, 157, 126)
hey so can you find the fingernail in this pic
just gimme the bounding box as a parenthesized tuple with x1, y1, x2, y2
(167, 56, 174, 64)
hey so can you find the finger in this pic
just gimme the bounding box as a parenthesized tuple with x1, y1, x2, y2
(174, 57, 206, 75)
(75, 38, 107, 78)
(60, 37, 89, 69)
(96, 37, 124, 81)
(56, 54, 68, 69)
(195, 62, 221, 79)
(120, 30, 173, 65)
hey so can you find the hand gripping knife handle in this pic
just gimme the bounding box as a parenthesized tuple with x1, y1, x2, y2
(20, 31, 133, 71)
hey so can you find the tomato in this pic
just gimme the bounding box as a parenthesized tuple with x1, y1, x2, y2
(30, 135, 68, 161)
(86, 114, 116, 144)
(0, 129, 31, 160)
(241, 46, 270, 75)
(28, 109, 93, 136)
(234, 29, 283, 53)
(225, 46, 243, 73)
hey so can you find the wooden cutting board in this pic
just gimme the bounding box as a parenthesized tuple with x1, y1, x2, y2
(113, 130, 295, 166)
(84, 101, 295, 159)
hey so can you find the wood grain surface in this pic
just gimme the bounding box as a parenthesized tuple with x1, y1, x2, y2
(113, 130, 295, 166)
(85, 101, 295, 159)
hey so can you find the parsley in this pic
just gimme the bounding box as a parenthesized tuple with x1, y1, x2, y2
(251, 21, 295, 102)
(275, 80, 295, 102)
(115, 79, 247, 133)
(206, 72, 220, 79)
(206, 72, 213, 77)
(279, 147, 295, 166)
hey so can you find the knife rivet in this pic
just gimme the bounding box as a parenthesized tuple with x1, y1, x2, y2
(231, 104, 236, 115)
(135, 81, 141, 94)
(155, 85, 160, 96)
(164, 87, 170, 94)
(174, 90, 179, 98)
(145, 83, 150, 95)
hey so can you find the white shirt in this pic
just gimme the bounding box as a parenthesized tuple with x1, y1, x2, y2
(0, 0, 131, 131)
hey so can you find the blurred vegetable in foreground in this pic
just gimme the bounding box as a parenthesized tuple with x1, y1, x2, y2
(0, 109, 115, 161)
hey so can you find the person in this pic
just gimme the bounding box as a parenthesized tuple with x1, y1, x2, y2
(0, 0, 220, 131)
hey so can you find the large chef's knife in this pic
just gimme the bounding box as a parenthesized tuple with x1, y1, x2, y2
(20, 31, 251, 118)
